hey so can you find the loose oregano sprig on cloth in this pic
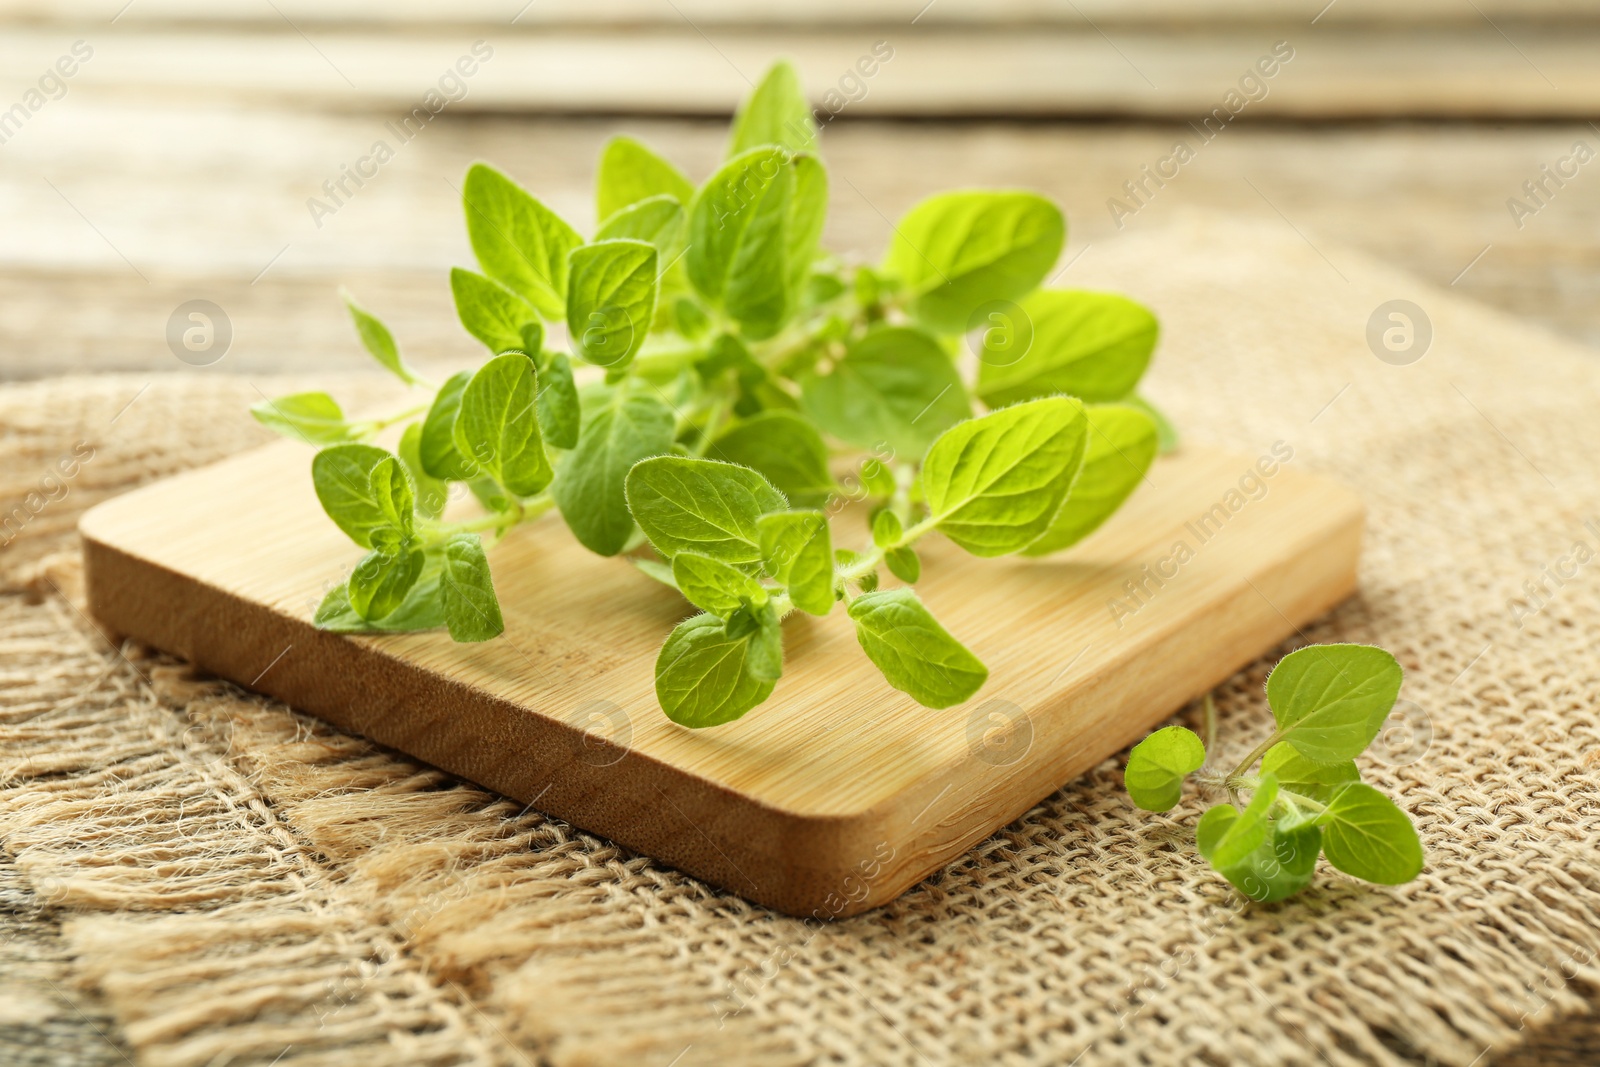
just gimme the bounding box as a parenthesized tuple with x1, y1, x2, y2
(252, 61, 1173, 727)
(1125, 644, 1424, 901)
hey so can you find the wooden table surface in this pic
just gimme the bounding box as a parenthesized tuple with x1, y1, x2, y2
(4, 7, 1600, 1062)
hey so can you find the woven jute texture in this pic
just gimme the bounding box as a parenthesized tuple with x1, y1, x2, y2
(3, 215, 1600, 1067)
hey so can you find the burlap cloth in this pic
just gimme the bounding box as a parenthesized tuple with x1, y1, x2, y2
(3, 215, 1599, 1067)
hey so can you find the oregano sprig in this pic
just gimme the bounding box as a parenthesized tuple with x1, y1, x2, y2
(252, 60, 1176, 728)
(1125, 644, 1424, 901)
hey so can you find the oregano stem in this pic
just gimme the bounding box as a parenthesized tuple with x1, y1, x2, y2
(1229, 729, 1284, 781)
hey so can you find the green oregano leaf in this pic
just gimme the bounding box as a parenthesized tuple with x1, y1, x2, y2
(921, 396, 1088, 557)
(1266, 644, 1404, 763)
(314, 549, 446, 633)
(453, 352, 553, 497)
(1023, 403, 1158, 556)
(756, 510, 833, 615)
(847, 588, 987, 708)
(871, 508, 903, 548)
(1124, 725, 1205, 812)
(655, 613, 777, 728)
(595, 135, 695, 222)
(672, 551, 768, 616)
(342, 290, 419, 385)
(711, 411, 836, 507)
(251, 391, 354, 446)
(975, 290, 1159, 408)
(884, 545, 920, 583)
(594, 193, 686, 264)
(398, 423, 448, 519)
(1198, 774, 1278, 870)
(311, 444, 402, 548)
(625, 455, 787, 564)
(419, 371, 473, 481)
(686, 147, 824, 340)
(1317, 782, 1423, 885)
(554, 380, 676, 556)
(883, 190, 1064, 335)
(567, 239, 659, 370)
(535, 350, 581, 450)
(727, 59, 816, 157)
(349, 544, 424, 622)
(440, 533, 504, 642)
(798, 326, 969, 456)
(451, 267, 540, 355)
(462, 162, 582, 319)
(1260, 742, 1359, 805)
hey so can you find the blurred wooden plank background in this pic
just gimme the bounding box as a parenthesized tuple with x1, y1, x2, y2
(3, 4, 1600, 118)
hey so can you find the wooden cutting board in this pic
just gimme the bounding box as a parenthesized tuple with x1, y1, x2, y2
(79, 438, 1362, 918)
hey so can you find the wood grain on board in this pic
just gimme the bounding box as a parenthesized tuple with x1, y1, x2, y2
(79, 438, 1362, 917)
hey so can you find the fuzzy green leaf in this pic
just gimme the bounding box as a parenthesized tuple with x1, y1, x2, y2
(1267, 644, 1404, 764)
(625, 456, 788, 564)
(398, 423, 448, 518)
(1124, 725, 1206, 812)
(462, 162, 582, 319)
(1318, 782, 1423, 885)
(687, 148, 824, 340)
(451, 267, 540, 354)
(595, 136, 695, 222)
(419, 371, 473, 481)
(342, 291, 418, 384)
(566, 239, 658, 370)
(553, 381, 676, 556)
(921, 396, 1089, 557)
(594, 194, 686, 263)
(871, 508, 903, 549)
(710, 411, 836, 507)
(655, 613, 778, 728)
(439, 533, 504, 642)
(349, 543, 424, 622)
(883, 190, 1064, 335)
(1023, 403, 1157, 556)
(975, 290, 1159, 407)
(757, 510, 833, 615)
(1204, 817, 1322, 903)
(314, 550, 446, 633)
(1197, 775, 1280, 872)
(847, 588, 987, 708)
(535, 350, 581, 450)
(312, 444, 405, 548)
(727, 60, 816, 157)
(885, 545, 920, 583)
(1260, 742, 1359, 806)
(799, 326, 969, 456)
(250, 391, 354, 445)
(672, 551, 769, 616)
(453, 352, 552, 497)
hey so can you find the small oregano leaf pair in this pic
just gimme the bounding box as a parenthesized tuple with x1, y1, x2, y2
(1125, 644, 1423, 903)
